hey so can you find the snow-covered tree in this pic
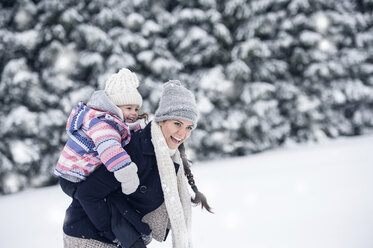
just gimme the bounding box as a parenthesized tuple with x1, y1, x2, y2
(0, 0, 372, 194)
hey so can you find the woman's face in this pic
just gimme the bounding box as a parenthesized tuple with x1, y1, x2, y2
(158, 119, 194, 149)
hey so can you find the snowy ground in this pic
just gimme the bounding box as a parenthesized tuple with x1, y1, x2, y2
(1, 134, 373, 248)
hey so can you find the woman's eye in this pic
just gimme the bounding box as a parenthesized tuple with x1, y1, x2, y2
(174, 122, 181, 127)
(187, 126, 193, 130)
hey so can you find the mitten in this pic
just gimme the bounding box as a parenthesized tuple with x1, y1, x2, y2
(114, 162, 140, 194)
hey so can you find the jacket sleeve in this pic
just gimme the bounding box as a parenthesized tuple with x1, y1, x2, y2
(74, 165, 120, 242)
(86, 118, 132, 172)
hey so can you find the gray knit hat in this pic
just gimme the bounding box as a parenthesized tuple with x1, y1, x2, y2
(154, 80, 199, 127)
(104, 68, 143, 107)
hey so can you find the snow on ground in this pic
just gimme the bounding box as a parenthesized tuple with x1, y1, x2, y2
(0, 134, 373, 248)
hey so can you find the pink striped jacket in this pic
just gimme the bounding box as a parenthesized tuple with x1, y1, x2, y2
(54, 102, 139, 182)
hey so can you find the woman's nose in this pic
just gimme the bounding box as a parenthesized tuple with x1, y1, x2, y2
(177, 128, 187, 138)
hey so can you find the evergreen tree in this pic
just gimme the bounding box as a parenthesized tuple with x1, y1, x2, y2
(0, 0, 372, 194)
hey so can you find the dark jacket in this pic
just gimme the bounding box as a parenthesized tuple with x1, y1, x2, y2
(62, 122, 179, 246)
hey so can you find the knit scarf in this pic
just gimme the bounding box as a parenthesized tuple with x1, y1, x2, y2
(150, 121, 192, 248)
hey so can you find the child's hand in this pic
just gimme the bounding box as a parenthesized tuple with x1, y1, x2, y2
(114, 162, 140, 194)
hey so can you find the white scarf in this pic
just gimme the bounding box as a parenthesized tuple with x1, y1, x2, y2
(150, 121, 192, 248)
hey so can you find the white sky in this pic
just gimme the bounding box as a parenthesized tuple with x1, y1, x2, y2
(0, 133, 373, 248)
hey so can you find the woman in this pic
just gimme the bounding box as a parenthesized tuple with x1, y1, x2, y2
(61, 80, 212, 248)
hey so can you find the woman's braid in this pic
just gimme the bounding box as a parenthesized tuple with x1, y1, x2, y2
(178, 143, 213, 213)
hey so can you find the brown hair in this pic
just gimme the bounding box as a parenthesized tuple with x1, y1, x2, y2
(138, 110, 149, 123)
(178, 143, 213, 213)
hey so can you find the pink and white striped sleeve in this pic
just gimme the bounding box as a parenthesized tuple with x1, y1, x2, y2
(86, 119, 132, 172)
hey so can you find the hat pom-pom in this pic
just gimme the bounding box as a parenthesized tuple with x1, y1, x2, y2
(117, 68, 139, 88)
(165, 80, 182, 88)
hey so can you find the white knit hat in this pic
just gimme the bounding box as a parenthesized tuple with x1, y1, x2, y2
(104, 68, 143, 107)
(154, 80, 199, 127)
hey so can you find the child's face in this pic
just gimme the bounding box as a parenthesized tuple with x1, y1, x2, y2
(118, 104, 139, 123)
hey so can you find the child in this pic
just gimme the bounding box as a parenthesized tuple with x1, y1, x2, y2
(55, 68, 147, 196)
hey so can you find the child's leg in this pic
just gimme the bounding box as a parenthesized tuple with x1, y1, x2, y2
(130, 239, 147, 248)
(59, 177, 79, 198)
(73, 165, 118, 242)
(110, 201, 144, 248)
